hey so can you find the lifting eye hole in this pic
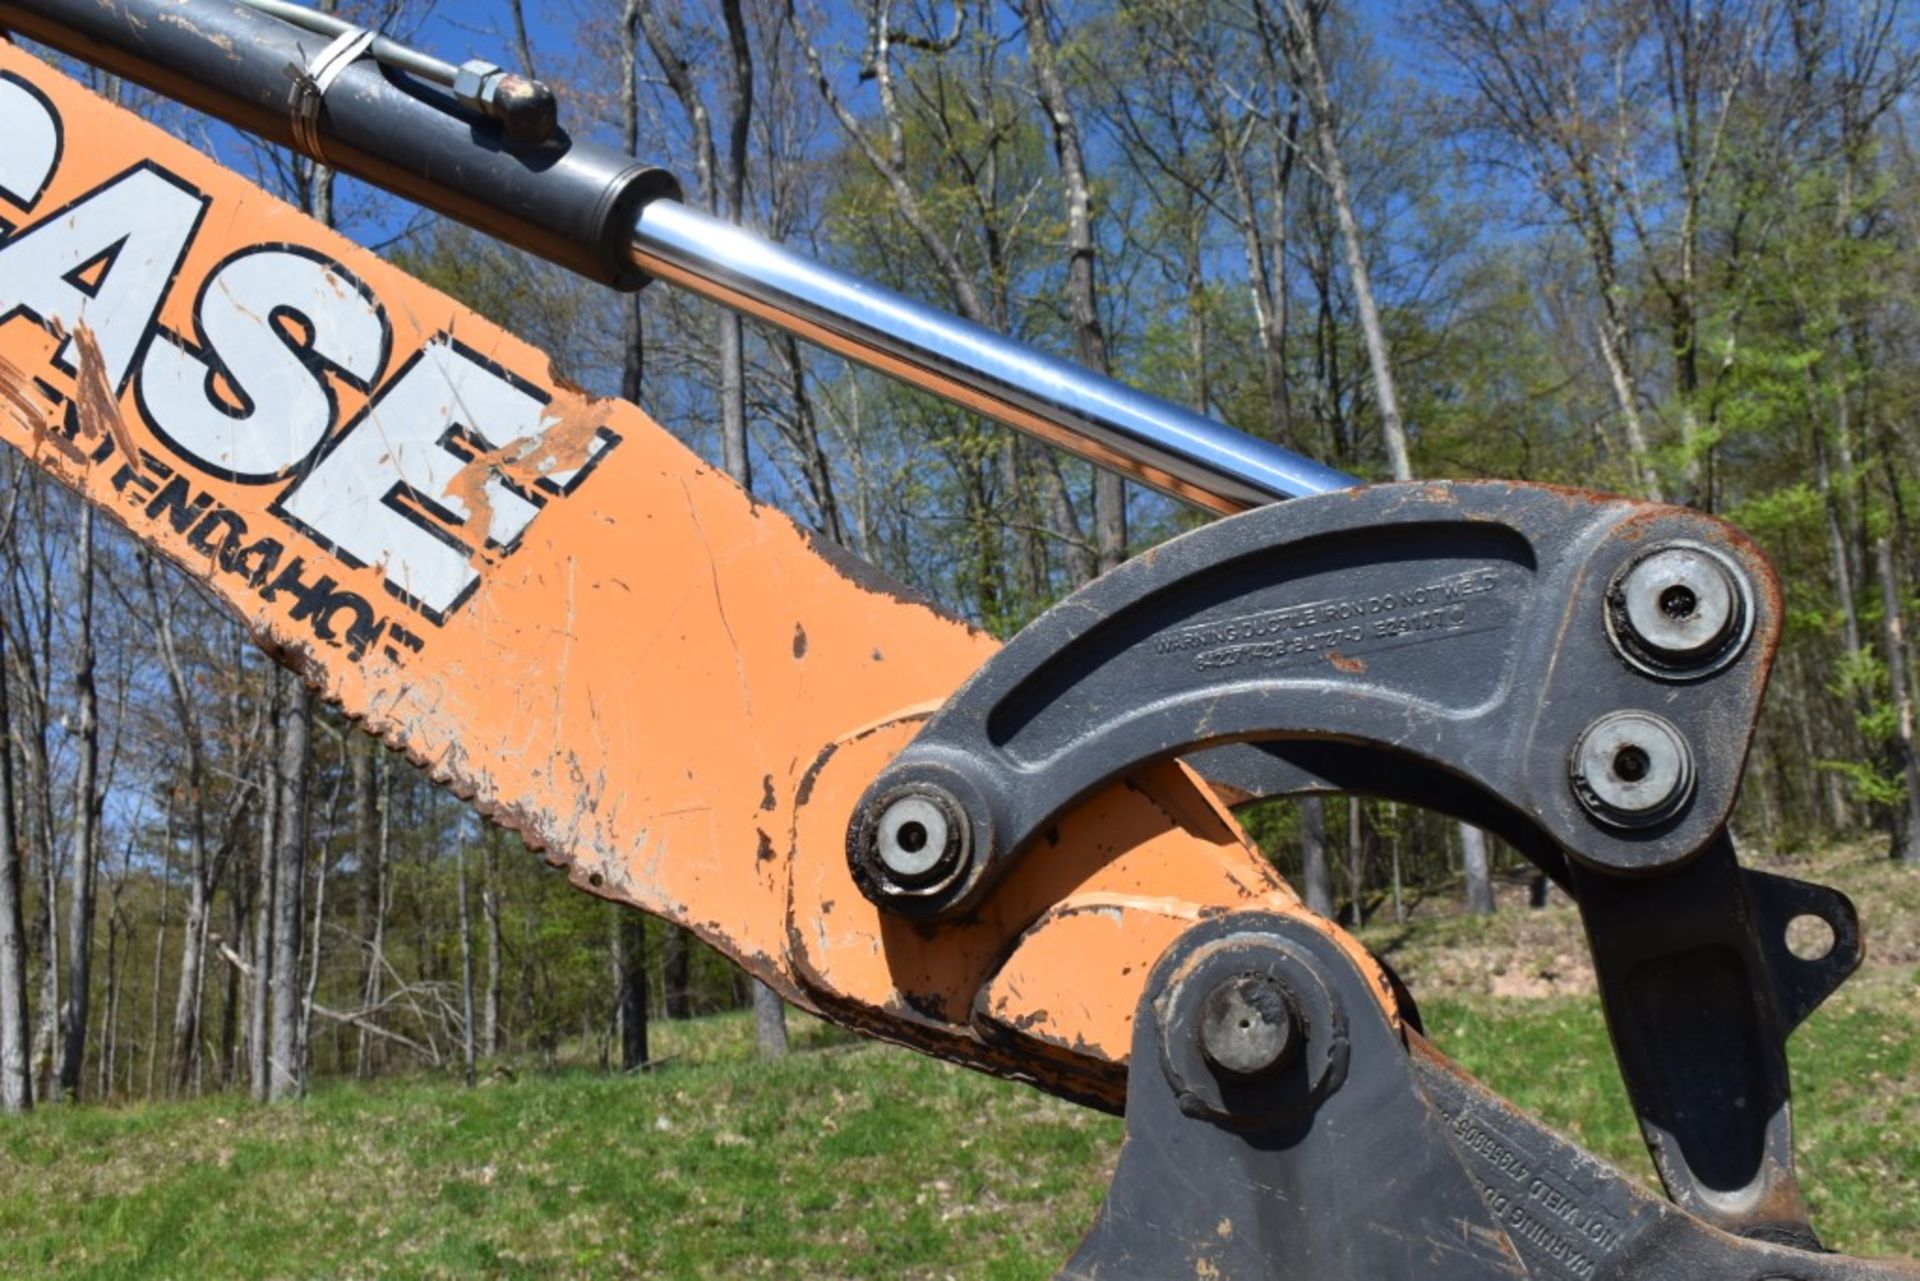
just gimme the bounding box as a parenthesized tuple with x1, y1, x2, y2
(1786, 913, 1836, 962)
(1612, 745, 1650, 783)
(1659, 584, 1698, 620)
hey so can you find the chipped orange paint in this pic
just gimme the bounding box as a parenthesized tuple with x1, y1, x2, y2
(438, 383, 610, 571)
(0, 47, 1395, 1103)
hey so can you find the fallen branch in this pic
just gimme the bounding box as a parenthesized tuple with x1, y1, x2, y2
(215, 942, 442, 1065)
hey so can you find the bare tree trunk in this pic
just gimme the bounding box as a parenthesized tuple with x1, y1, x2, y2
(1021, 0, 1124, 575)
(612, 906, 647, 1071)
(248, 722, 276, 1101)
(150, 556, 219, 1097)
(1283, 0, 1410, 481)
(1300, 796, 1333, 918)
(455, 840, 477, 1087)
(55, 507, 100, 1102)
(1815, 414, 1866, 660)
(0, 618, 30, 1112)
(14, 526, 63, 1102)
(297, 760, 343, 1083)
(167, 877, 208, 1096)
(1456, 824, 1497, 914)
(1427, 0, 1663, 501)
(774, 335, 846, 544)
(351, 739, 378, 1075)
(791, 2, 991, 324)
(96, 901, 117, 1101)
(148, 814, 172, 1098)
(1181, 215, 1211, 417)
(482, 833, 501, 1058)
(795, 0, 1096, 589)
(618, 1, 646, 409)
(1388, 804, 1405, 925)
(261, 17, 329, 1103)
(1877, 537, 1920, 861)
(1814, 418, 1875, 822)
(633, 0, 753, 488)
(1461, 826, 1495, 915)
(506, 0, 538, 79)
(719, 0, 754, 488)
(350, 738, 377, 959)
(97, 862, 126, 1102)
(29, 743, 57, 1100)
(356, 754, 390, 1079)
(1179, 10, 1301, 450)
(661, 928, 690, 1020)
(719, 327, 750, 491)
(268, 675, 310, 1102)
(219, 889, 242, 1088)
(1593, 306, 1662, 501)
(1346, 796, 1365, 926)
(751, 979, 789, 1059)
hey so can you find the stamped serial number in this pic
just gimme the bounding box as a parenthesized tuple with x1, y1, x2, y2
(1152, 567, 1510, 673)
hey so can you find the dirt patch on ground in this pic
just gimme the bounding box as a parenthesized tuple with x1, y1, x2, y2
(1358, 844, 1920, 1006)
(1367, 904, 1598, 1002)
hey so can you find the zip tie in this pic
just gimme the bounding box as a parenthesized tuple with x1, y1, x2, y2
(285, 25, 375, 164)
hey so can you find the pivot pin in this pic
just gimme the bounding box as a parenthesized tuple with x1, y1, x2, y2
(1199, 973, 1303, 1081)
(1571, 711, 1695, 829)
(1608, 544, 1750, 676)
(849, 782, 977, 916)
(873, 794, 956, 884)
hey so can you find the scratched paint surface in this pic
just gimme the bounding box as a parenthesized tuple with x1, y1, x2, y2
(0, 48, 1391, 1097)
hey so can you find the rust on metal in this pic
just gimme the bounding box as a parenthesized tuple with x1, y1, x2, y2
(439, 380, 614, 568)
(0, 41, 1399, 1109)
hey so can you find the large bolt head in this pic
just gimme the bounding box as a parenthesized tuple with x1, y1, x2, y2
(1609, 544, 1749, 675)
(859, 784, 971, 897)
(451, 59, 499, 108)
(874, 794, 954, 882)
(849, 770, 994, 920)
(1199, 973, 1303, 1081)
(1570, 710, 1695, 828)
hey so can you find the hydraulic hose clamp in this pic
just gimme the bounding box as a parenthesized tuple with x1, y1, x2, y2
(285, 24, 374, 164)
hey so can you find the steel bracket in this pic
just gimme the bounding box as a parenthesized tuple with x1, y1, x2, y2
(853, 480, 1877, 1245)
(1065, 911, 1918, 1281)
(852, 482, 1781, 914)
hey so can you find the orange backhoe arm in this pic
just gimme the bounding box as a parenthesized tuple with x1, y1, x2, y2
(0, 43, 1384, 1110)
(10, 16, 1920, 1279)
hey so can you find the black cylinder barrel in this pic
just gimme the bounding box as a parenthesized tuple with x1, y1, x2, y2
(0, 0, 679, 287)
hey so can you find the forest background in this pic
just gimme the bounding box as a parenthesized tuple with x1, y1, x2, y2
(0, 0, 1915, 1113)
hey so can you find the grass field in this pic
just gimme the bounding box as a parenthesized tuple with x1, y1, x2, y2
(2, 848, 1915, 1278)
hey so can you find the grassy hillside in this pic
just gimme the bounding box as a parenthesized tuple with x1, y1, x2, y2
(2, 848, 1914, 1278)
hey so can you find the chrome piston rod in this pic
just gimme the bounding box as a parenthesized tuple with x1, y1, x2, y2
(631, 202, 1356, 514)
(2, 0, 1356, 512)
